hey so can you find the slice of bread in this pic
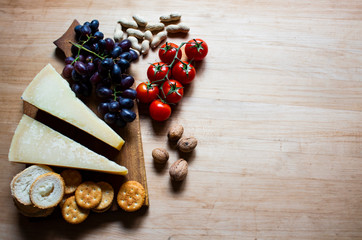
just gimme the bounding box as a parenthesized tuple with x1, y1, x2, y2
(30, 172, 65, 209)
(13, 198, 54, 217)
(10, 165, 53, 205)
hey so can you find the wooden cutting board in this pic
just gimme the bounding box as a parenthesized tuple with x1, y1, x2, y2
(23, 19, 149, 211)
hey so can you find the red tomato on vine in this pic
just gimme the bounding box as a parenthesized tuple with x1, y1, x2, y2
(158, 42, 182, 65)
(185, 39, 208, 61)
(172, 61, 196, 85)
(161, 80, 184, 104)
(136, 82, 159, 103)
(149, 99, 171, 121)
(147, 62, 171, 83)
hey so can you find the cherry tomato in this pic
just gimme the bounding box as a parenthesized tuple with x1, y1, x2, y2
(185, 39, 208, 61)
(158, 42, 182, 65)
(161, 80, 184, 104)
(149, 99, 171, 121)
(172, 61, 196, 85)
(136, 82, 159, 103)
(147, 62, 171, 83)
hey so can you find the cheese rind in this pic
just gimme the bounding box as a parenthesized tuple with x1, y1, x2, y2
(9, 115, 128, 175)
(21, 64, 124, 150)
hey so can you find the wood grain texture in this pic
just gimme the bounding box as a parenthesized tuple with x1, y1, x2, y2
(1, 0, 362, 239)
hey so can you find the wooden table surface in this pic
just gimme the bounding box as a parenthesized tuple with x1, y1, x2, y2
(1, 0, 362, 239)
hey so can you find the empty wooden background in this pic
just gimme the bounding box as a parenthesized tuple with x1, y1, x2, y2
(0, 0, 362, 239)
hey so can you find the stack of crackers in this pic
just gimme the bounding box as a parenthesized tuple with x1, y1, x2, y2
(60, 169, 116, 224)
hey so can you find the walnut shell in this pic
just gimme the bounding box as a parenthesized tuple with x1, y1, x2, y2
(168, 124, 184, 142)
(169, 159, 188, 181)
(152, 148, 169, 164)
(177, 137, 198, 153)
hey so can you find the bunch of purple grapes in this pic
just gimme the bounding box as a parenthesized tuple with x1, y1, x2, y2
(61, 19, 139, 128)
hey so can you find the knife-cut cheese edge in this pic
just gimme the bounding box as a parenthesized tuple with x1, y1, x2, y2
(8, 115, 128, 175)
(21, 63, 124, 150)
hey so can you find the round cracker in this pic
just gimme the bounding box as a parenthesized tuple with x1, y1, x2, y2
(93, 181, 114, 212)
(117, 181, 145, 212)
(60, 169, 82, 195)
(92, 203, 112, 213)
(62, 196, 89, 224)
(75, 181, 102, 209)
(59, 194, 73, 209)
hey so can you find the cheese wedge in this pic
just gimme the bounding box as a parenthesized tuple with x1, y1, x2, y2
(21, 64, 124, 150)
(8, 115, 128, 175)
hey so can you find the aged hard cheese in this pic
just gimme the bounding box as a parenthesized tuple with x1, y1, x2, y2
(8, 115, 128, 175)
(21, 64, 124, 150)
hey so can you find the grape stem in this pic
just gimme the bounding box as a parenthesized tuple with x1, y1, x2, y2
(69, 41, 105, 60)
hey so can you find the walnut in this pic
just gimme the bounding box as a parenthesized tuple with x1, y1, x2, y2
(169, 159, 188, 181)
(177, 137, 197, 153)
(167, 124, 184, 142)
(152, 148, 169, 164)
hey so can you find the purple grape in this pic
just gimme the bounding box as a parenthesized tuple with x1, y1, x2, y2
(90, 72, 102, 85)
(119, 39, 131, 51)
(80, 25, 91, 36)
(111, 46, 122, 58)
(77, 54, 86, 62)
(65, 57, 75, 64)
(74, 25, 82, 36)
(94, 31, 104, 41)
(86, 62, 95, 75)
(117, 58, 130, 73)
(97, 102, 109, 116)
(121, 89, 137, 99)
(115, 114, 127, 128)
(62, 64, 74, 79)
(120, 109, 136, 122)
(104, 38, 115, 53)
(119, 97, 134, 109)
(96, 87, 113, 98)
(129, 49, 139, 62)
(90, 20, 99, 32)
(74, 61, 87, 75)
(98, 39, 106, 52)
(91, 43, 100, 53)
(120, 52, 131, 61)
(71, 83, 82, 96)
(80, 82, 92, 97)
(101, 58, 114, 70)
(104, 112, 116, 125)
(121, 75, 134, 89)
(108, 100, 120, 112)
(71, 69, 82, 82)
(111, 64, 121, 83)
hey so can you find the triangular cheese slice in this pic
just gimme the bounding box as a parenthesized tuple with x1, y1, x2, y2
(9, 115, 128, 175)
(21, 64, 124, 150)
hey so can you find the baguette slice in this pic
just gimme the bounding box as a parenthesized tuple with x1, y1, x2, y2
(10, 165, 53, 206)
(13, 198, 54, 217)
(30, 172, 65, 209)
